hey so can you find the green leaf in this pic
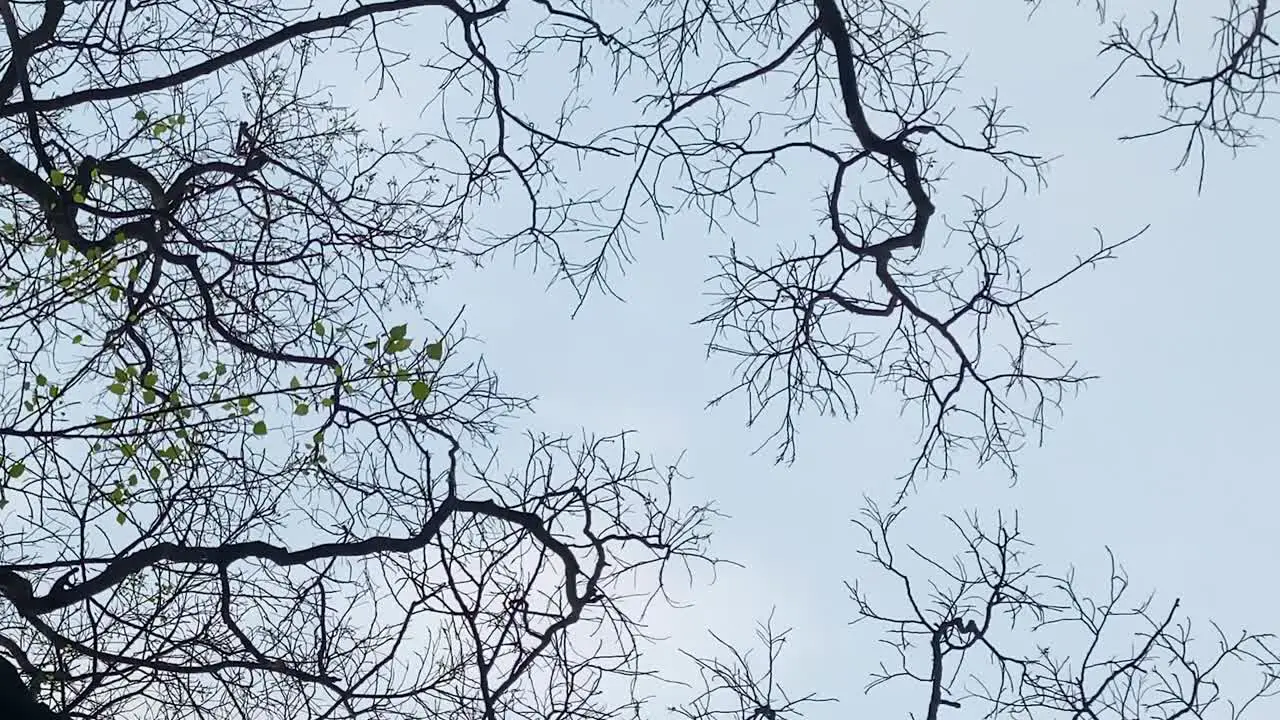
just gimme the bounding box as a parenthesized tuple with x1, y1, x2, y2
(72, 189, 86, 204)
(425, 341, 443, 361)
(388, 323, 408, 341)
(385, 337, 411, 354)
(50, 169, 65, 186)
(313, 320, 326, 337)
(149, 466, 162, 480)
(133, 110, 149, 122)
(142, 372, 157, 388)
(7, 462, 25, 479)
(72, 334, 83, 344)
(411, 381, 431, 401)
(289, 376, 301, 389)
(116, 512, 127, 525)
(35, 374, 47, 386)
(252, 420, 268, 436)
(107, 383, 126, 395)
(142, 389, 156, 403)
(294, 403, 310, 416)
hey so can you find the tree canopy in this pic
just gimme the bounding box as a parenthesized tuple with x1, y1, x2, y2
(1, 0, 1277, 719)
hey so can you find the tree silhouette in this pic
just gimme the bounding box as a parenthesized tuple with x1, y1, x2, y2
(1, 0, 1275, 719)
(1076, 0, 1280, 184)
(1, 653, 61, 720)
(673, 506, 1280, 720)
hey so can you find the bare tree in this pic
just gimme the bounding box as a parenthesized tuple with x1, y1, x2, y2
(1033, 0, 1280, 185)
(670, 619, 835, 720)
(1, 0, 1272, 719)
(0, 0, 1171, 503)
(644, 0, 1137, 489)
(671, 505, 1280, 720)
(27, 0, 1139, 497)
(0, 0, 722, 717)
(1, 425, 713, 720)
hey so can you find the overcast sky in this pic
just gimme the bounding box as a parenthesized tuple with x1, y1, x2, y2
(318, 2, 1278, 717)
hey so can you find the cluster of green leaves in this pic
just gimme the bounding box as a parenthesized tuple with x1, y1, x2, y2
(354, 322, 442, 401)
(13, 316, 446, 522)
(133, 109, 186, 138)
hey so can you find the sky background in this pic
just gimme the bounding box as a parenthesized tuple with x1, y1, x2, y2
(317, 1, 1277, 717)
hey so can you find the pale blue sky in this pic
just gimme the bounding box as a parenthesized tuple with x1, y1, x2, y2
(320, 1, 1278, 717)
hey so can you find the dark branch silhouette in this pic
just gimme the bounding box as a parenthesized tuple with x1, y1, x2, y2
(1, 0, 1276, 719)
(1041, 0, 1280, 186)
(668, 504, 1280, 720)
(0, 654, 61, 720)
